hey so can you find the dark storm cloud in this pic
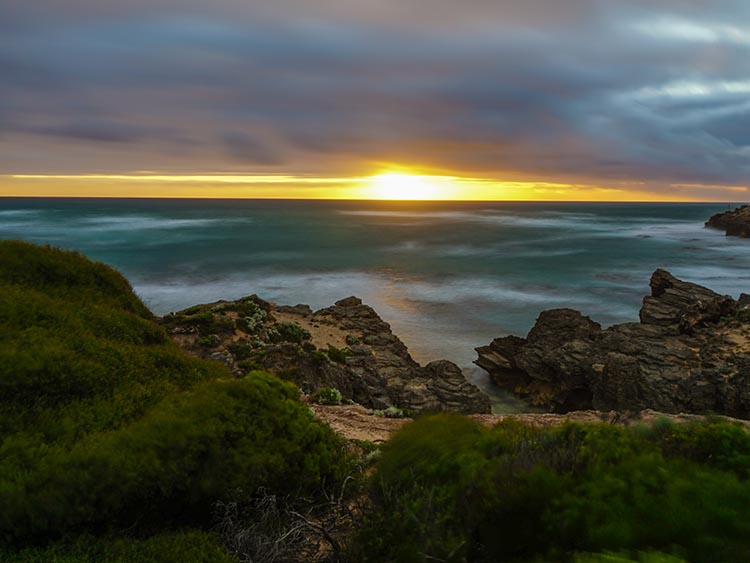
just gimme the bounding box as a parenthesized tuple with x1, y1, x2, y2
(1, 0, 749, 192)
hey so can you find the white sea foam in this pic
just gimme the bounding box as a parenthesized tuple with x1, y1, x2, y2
(77, 215, 247, 231)
(338, 209, 617, 230)
(0, 209, 40, 217)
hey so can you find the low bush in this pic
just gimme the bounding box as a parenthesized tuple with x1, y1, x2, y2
(2, 374, 348, 543)
(355, 415, 750, 563)
(312, 387, 343, 405)
(0, 530, 237, 563)
(0, 241, 350, 552)
(268, 322, 311, 344)
(325, 346, 350, 364)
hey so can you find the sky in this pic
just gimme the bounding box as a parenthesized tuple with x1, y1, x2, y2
(1, 0, 749, 200)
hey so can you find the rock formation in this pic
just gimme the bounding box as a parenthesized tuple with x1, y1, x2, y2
(475, 269, 750, 418)
(706, 205, 750, 238)
(162, 295, 491, 414)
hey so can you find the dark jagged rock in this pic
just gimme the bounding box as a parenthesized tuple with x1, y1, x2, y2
(640, 269, 738, 334)
(475, 270, 750, 418)
(161, 294, 490, 414)
(706, 205, 750, 238)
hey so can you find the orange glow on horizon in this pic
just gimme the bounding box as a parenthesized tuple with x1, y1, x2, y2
(1, 171, 746, 202)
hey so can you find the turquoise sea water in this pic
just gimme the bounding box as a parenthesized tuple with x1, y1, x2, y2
(2, 198, 749, 411)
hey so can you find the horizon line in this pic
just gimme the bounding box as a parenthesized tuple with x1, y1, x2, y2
(0, 195, 746, 204)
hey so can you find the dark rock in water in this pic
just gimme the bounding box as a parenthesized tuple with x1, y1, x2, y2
(161, 294, 490, 414)
(475, 269, 750, 418)
(706, 205, 750, 238)
(640, 268, 736, 331)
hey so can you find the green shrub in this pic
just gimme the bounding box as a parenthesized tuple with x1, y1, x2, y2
(227, 342, 256, 360)
(354, 415, 750, 563)
(236, 359, 263, 372)
(229, 299, 267, 333)
(2, 374, 347, 543)
(197, 335, 220, 348)
(267, 322, 311, 344)
(209, 315, 236, 334)
(312, 387, 343, 405)
(575, 552, 687, 563)
(373, 406, 408, 419)
(326, 346, 351, 364)
(0, 530, 237, 563)
(0, 240, 149, 317)
(0, 241, 350, 549)
(181, 304, 206, 316)
(311, 346, 350, 365)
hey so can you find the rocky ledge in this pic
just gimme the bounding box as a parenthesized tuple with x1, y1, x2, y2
(161, 295, 491, 414)
(706, 205, 750, 237)
(475, 269, 750, 418)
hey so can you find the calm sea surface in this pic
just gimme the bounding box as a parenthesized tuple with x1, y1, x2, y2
(3, 198, 749, 411)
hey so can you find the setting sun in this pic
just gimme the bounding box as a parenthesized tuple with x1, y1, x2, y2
(368, 173, 441, 200)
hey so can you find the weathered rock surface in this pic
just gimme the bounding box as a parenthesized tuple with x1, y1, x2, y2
(475, 269, 750, 418)
(162, 295, 491, 414)
(706, 205, 750, 238)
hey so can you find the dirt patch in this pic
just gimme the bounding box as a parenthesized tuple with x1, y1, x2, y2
(273, 310, 353, 350)
(311, 404, 750, 443)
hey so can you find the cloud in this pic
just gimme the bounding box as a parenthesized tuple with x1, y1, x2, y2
(0, 0, 749, 195)
(221, 132, 284, 165)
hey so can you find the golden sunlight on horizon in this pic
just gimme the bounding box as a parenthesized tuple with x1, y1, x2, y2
(2, 170, 742, 201)
(365, 173, 450, 200)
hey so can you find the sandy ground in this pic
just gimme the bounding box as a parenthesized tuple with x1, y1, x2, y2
(273, 310, 353, 350)
(311, 403, 750, 443)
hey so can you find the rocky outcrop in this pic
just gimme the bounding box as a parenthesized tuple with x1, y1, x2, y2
(475, 269, 750, 418)
(162, 295, 490, 414)
(706, 205, 750, 238)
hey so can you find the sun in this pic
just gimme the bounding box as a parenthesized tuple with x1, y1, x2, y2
(368, 173, 439, 200)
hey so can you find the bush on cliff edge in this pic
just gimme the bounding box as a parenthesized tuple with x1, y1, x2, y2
(0, 241, 348, 551)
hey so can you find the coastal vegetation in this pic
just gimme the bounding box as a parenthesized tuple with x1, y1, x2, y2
(356, 414, 750, 562)
(0, 241, 349, 560)
(4, 240, 750, 562)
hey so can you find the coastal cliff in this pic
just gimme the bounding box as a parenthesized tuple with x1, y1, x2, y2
(706, 205, 750, 237)
(475, 269, 750, 417)
(161, 295, 491, 414)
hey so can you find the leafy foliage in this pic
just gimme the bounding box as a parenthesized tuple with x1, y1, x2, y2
(0, 241, 349, 550)
(356, 414, 750, 563)
(312, 387, 344, 405)
(267, 322, 311, 344)
(0, 530, 237, 563)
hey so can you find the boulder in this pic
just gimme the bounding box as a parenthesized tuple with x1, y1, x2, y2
(475, 270, 750, 418)
(705, 205, 750, 238)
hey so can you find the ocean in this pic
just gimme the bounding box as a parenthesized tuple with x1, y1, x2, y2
(3, 198, 748, 412)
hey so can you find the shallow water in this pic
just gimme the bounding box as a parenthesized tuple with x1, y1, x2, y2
(3, 198, 748, 412)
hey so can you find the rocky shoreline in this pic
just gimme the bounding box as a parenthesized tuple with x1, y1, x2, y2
(706, 204, 750, 237)
(162, 266, 750, 425)
(475, 269, 750, 418)
(161, 295, 491, 415)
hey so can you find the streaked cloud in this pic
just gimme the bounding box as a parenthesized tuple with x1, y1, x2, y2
(0, 0, 748, 199)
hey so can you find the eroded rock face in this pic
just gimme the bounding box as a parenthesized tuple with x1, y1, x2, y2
(161, 295, 491, 414)
(706, 205, 750, 238)
(475, 270, 750, 418)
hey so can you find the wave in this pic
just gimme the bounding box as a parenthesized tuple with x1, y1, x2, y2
(387, 241, 586, 259)
(77, 215, 246, 231)
(0, 209, 41, 218)
(338, 209, 663, 232)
